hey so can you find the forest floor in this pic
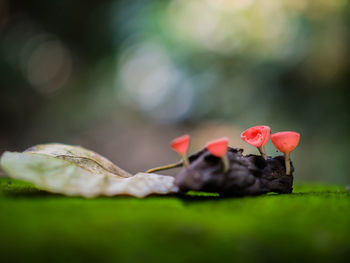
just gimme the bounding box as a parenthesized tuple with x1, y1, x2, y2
(0, 178, 349, 263)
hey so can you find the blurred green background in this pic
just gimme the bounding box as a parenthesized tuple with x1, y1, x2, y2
(1, 0, 349, 183)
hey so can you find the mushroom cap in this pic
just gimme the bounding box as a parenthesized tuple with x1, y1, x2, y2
(170, 134, 190, 155)
(240, 125, 271, 148)
(206, 137, 229, 158)
(271, 131, 300, 153)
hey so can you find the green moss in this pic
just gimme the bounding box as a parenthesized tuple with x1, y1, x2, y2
(0, 178, 349, 263)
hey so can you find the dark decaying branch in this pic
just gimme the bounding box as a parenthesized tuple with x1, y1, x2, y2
(174, 147, 294, 196)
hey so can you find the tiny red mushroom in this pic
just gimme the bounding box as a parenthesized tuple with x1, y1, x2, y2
(271, 131, 300, 175)
(170, 134, 190, 168)
(241, 125, 271, 160)
(206, 137, 230, 173)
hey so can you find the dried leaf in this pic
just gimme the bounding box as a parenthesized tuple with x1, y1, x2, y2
(0, 144, 178, 198)
(25, 143, 132, 178)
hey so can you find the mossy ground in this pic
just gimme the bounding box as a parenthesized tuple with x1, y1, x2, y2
(0, 178, 349, 263)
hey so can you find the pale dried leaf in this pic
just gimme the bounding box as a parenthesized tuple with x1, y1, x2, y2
(25, 143, 132, 178)
(0, 144, 179, 198)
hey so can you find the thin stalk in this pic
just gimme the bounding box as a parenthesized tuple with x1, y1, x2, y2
(145, 161, 183, 174)
(284, 152, 291, 175)
(222, 155, 230, 173)
(257, 146, 267, 160)
(182, 154, 190, 168)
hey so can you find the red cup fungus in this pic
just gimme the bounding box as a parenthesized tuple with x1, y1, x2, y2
(241, 125, 271, 160)
(271, 131, 300, 175)
(206, 137, 230, 173)
(170, 134, 190, 168)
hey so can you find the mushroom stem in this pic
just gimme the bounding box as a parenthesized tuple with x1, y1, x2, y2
(145, 161, 182, 174)
(222, 155, 230, 173)
(257, 146, 267, 160)
(284, 152, 291, 175)
(181, 154, 190, 168)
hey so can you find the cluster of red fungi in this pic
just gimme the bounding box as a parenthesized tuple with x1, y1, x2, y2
(170, 126, 300, 176)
